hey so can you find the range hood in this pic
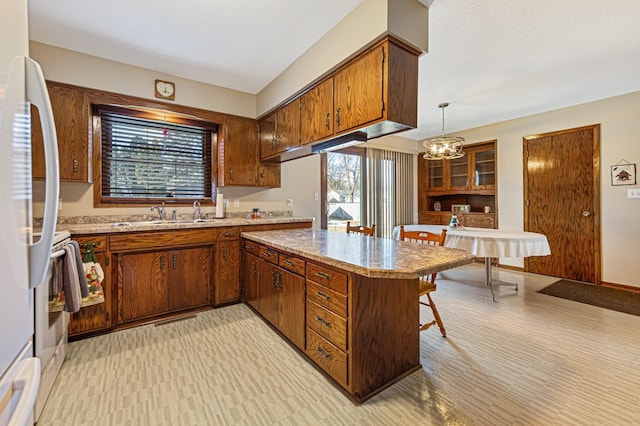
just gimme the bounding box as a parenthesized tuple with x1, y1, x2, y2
(311, 131, 368, 154)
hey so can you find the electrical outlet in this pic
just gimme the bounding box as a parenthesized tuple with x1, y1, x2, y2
(58, 198, 62, 211)
(233, 199, 240, 207)
(314, 192, 319, 201)
(287, 198, 293, 207)
(628, 188, 640, 199)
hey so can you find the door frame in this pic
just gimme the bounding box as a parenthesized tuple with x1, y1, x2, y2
(522, 124, 601, 283)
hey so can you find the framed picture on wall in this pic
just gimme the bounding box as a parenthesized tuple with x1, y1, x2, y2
(611, 162, 636, 186)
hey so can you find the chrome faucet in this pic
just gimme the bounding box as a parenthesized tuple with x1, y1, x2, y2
(193, 200, 202, 220)
(151, 202, 166, 220)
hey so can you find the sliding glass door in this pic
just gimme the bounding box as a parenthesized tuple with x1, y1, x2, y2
(320, 147, 365, 231)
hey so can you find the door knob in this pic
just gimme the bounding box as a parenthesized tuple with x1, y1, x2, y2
(582, 211, 591, 216)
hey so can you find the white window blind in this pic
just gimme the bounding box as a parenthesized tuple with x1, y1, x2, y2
(98, 107, 213, 201)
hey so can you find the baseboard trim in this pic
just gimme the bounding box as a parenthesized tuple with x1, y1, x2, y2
(497, 264, 524, 272)
(601, 281, 640, 294)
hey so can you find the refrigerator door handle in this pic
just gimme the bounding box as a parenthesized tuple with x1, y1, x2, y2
(25, 57, 59, 289)
(1, 357, 41, 426)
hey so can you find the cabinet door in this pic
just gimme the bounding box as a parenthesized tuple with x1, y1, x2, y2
(449, 156, 470, 190)
(258, 259, 279, 326)
(277, 99, 301, 152)
(425, 159, 446, 191)
(470, 145, 496, 190)
(243, 252, 260, 310)
(260, 112, 278, 159)
(215, 240, 241, 304)
(32, 83, 90, 182)
(120, 252, 168, 321)
(223, 118, 259, 186)
(168, 246, 211, 311)
(258, 164, 281, 187)
(301, 79, 334, 144)
(334, 45, 384, 133)
(277, 268, 305, 350)
(68, 251, 112, 336)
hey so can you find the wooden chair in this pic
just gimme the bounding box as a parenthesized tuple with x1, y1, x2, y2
(399, 225, 448, 337)
(346, 221, 376, 237)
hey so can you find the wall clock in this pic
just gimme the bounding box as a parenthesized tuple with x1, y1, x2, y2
(154, 79, 175, 100)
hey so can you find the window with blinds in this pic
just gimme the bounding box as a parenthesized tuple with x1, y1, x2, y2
(96, 106, 214, 202)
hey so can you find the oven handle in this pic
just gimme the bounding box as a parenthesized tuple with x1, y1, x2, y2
(50, 249, 65, 259)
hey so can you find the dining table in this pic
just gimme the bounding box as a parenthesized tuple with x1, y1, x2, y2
(392, 225, 551, 301)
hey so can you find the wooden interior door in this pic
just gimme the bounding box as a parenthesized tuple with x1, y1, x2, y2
(523, 125, 600, 283)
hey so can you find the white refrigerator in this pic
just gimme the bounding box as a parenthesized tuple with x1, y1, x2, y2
(0, 0, 60, 425)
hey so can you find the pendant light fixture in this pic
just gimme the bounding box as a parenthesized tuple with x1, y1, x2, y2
(422, 102, 465, 160)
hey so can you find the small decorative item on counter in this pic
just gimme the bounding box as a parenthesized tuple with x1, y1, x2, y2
(449, 213, 460, 229)
(433, 201, 441, 211)
(251, 208, 261, 219)
(452, 204, 470, 213)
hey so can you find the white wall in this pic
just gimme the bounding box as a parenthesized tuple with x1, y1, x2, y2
(446, 91, 640, 288)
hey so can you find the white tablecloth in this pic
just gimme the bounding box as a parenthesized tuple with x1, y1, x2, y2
(392, 225, 551, 259)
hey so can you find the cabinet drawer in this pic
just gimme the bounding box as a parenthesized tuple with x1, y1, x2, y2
(306, 263, 348, 295)
(307, 281, 347, 318)
(307, 329, 348, 389)
(74, 235, 108, 253)
(307, 300, 347, 351)
(279, 255, 305, 276)
(219, 227, 241, 241)
(243, 240, 261, 256)
(464, 214, 495, 229)
(418, 212, 443, 225)
(259, 247, 279, 264)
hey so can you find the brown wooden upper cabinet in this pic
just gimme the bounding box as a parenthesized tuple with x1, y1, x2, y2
(300, 79, 334, 145)
(260, 100, 301, 159)
(31, 82, 91, 182)
(215, 116, 282, 188)
(260, 36, 419, 162)
(333, 45, 384, 134)
(423, 141, 496, 194)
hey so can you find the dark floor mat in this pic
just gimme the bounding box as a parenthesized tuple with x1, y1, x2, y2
(538, 280, 640, 316)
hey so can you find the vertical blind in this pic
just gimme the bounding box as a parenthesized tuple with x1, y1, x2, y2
(99, 108, 213, 200)
(365, 148, 414, 238)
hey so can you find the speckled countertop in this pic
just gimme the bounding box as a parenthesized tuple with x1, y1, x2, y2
(242, 228, 474, 279)
(56, 217, 313, 235)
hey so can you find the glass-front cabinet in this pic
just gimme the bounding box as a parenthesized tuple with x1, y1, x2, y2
(419, 140, 497, 229)
(471, 145, 495, 190)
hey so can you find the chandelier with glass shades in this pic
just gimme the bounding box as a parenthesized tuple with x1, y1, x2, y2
(422, 102, 465, 160)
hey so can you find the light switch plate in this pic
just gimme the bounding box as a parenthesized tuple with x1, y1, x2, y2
(628, 188, 640, 198)
(287, 198, 293, 207)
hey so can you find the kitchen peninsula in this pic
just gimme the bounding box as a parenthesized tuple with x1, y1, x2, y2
(241, 228, 473, 403)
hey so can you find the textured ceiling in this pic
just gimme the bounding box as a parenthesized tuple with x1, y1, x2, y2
(28, 0, 640, 140)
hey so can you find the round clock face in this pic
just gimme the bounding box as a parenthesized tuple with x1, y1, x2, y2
(156, 81, 174, 97)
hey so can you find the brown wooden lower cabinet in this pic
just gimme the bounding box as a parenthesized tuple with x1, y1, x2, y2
(68, 235, 113, 337)
(254, 251, 306, 351)
(119, 246, 212, 322)
(242, 238, 419, 403)
(215, 240, 241, 304)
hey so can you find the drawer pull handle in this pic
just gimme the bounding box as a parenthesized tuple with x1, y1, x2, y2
(316, 271, 332, 280)
(316, 291, 332, 301)
(262, 251, 271, 257)
(317, 347, 331, 359)
(316, 316, 331, 328)
(284, 260, 295, 267)
(246, 244, 254, 250)
(224, 232, 238, 237)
